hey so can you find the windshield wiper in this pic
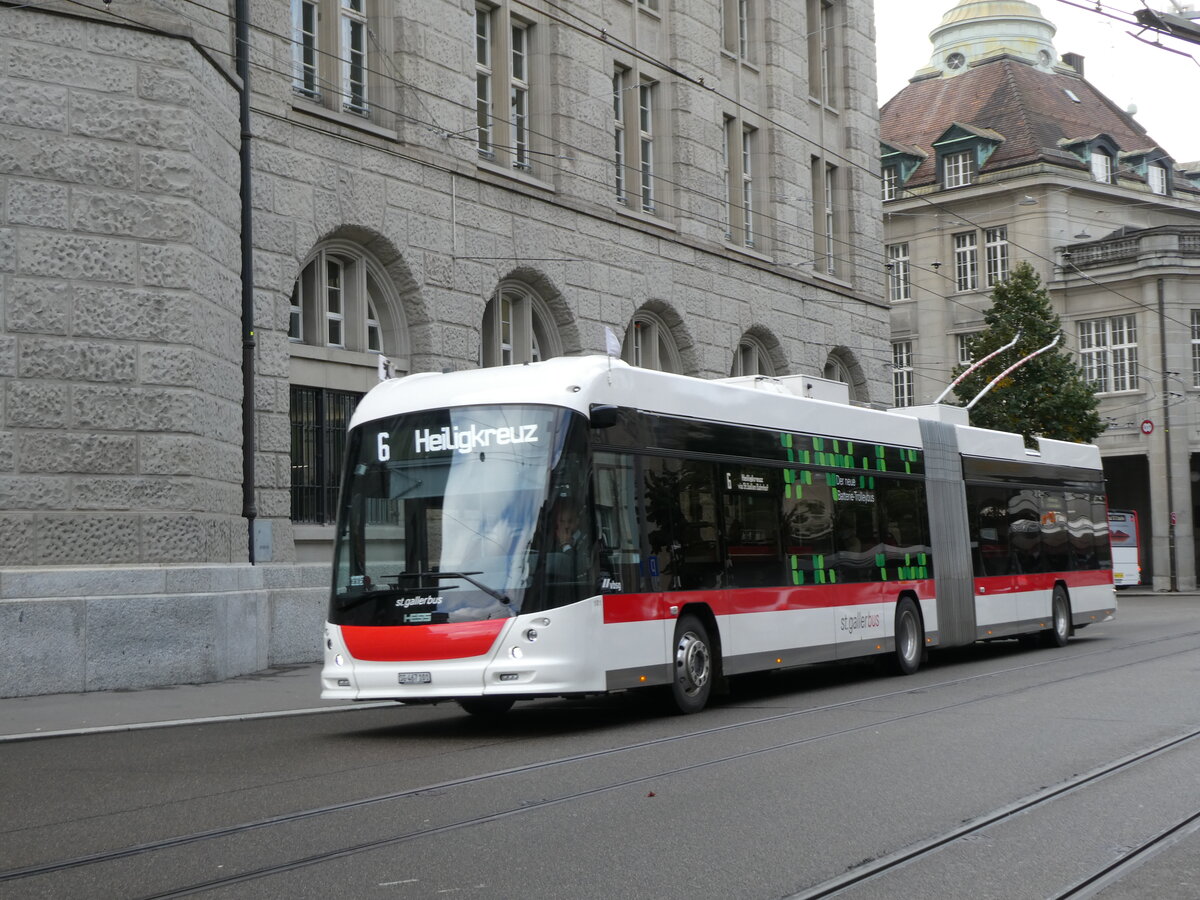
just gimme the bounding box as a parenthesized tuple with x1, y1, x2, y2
(399, 570, 512, 605)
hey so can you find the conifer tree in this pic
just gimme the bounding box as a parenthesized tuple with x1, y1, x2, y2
(951, 261, 1103, 445)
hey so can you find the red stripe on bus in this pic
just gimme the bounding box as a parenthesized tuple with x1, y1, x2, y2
(602, 580, 937, 623)
(341, 620, 506, 661)
(974, 569, 1114, 594)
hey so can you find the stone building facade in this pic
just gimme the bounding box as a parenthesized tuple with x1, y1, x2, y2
(1, 0, 886, 696)
(881, 0, 1200, 590)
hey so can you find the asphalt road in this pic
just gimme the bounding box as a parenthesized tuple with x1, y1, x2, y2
(3, 593, 1200, 900)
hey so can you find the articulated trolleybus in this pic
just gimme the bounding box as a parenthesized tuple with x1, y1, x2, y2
(322, 356, 1116, 715)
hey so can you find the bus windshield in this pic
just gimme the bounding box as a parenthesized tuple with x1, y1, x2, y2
(330, 404, 594, 626)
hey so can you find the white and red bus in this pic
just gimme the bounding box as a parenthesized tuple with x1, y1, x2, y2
(322, 356, 1116, 715)
(1107, 509, 1142, 587)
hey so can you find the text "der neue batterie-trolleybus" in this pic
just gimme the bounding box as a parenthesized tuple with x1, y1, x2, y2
(322, 356, 1116, 715)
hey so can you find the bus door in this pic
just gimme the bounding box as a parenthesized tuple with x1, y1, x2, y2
(830, 474, 885, 656)
(593, 451, 668, 679)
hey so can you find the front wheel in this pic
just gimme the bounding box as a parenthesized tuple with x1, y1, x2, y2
(669, 614, 713, 714)
(890, 597, 923, 676)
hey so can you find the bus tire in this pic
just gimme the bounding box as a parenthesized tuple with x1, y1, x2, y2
(669, 614, 713, 714)
(1044, 586, 1071, 648)
(457, 697, 516, 718)
(891, 597, 923, 676)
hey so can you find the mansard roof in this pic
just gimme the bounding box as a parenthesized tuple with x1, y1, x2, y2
(880, 56, 1192, 192)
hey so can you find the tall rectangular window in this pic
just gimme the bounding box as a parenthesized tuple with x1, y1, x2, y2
(741, 126, 755, 247)
(340, 0, 368, 113)
(807, 0, 837, 106)
(639, 81, 655, 213)
(811, 157, 838, 276)
(985, 226, 1009, 286)
(824, 164, 836, 274)
(723, 115, 762, 248)
(613, 69, 626, 202)
(722, 117, 733, 238)
(892, 341, 915, 407)
(738, 0, 749, 58)
(1079, 315, 1138, 393)
(943, 150, 974, 188)
(886, 243, 911, 302)
(722, 0, 751, 59)
(1192, 311, 1200, 387)
(476, 4, 535, 173)
(510, 22, 529, 170)
(292, 0, 319, 98)
(956, 332, 978, 367)
(475, 8, 493, 156)
(954, 231, 978, 292)
(292, 0, 379, 117)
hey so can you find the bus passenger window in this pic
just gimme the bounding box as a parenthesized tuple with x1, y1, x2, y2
(781, 475, 835, 586)
(642, 457, 721, 591)
(721, 465, 785, 587)
(1066, 492, 1095, 570)
(969, 487, 1010, 577)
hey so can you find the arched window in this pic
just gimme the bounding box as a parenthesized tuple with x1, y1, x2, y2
(290, 245, 397, 353)
(482, 283, 559, 366)
(622, 312, 681, 373)
(823, 349, 863, 403)
(731, 335, 775, 377)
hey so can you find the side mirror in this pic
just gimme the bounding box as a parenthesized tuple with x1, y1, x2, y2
(589, 404, 619, 429)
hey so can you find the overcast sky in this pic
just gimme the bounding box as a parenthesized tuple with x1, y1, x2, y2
(874, 0, 1200, 163)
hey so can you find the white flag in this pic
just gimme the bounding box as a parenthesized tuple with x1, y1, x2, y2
(604, 326, 622, 358)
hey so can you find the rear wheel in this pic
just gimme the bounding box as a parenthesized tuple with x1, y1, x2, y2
(669, 614, 713, 714)
(1044, 585, 1071, 648)
(891, 597, 923, 676)
(457, 697, 516, 718)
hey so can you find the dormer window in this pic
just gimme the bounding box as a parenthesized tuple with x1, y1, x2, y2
(931, 123, 1003, 192)
(879, 140, 925, 200)
(1061, 134, 1123, 185)
(944, 150, 974, 188)
(1120, 148, 1174, 196)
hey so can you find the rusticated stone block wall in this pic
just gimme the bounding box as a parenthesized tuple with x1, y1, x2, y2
(0, 11, 245, 566)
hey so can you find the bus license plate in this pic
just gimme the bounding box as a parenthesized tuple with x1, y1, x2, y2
(398, 672, 431, 685)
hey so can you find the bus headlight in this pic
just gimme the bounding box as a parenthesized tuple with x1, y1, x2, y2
(510, 646, 524, 659)
(334, 653, 345, 667)
(524, 628, 539, 642)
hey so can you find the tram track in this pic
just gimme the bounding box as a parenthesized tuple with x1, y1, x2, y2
(786, 727, 1200, 899)
(3, 628, 1197, 898)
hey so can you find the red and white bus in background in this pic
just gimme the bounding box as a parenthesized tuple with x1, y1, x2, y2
(321, 356, 1117, 715)
(1107, 509, 1142, 587)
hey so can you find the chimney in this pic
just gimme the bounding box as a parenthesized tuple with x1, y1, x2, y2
(1062, 52, 1085, 76)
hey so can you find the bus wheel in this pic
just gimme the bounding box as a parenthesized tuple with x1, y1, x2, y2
(891, 597, 923, 676)
(457, 697, 516, 718)
(669, 614, 713, 714)
(1045, 586, 1071, 648)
